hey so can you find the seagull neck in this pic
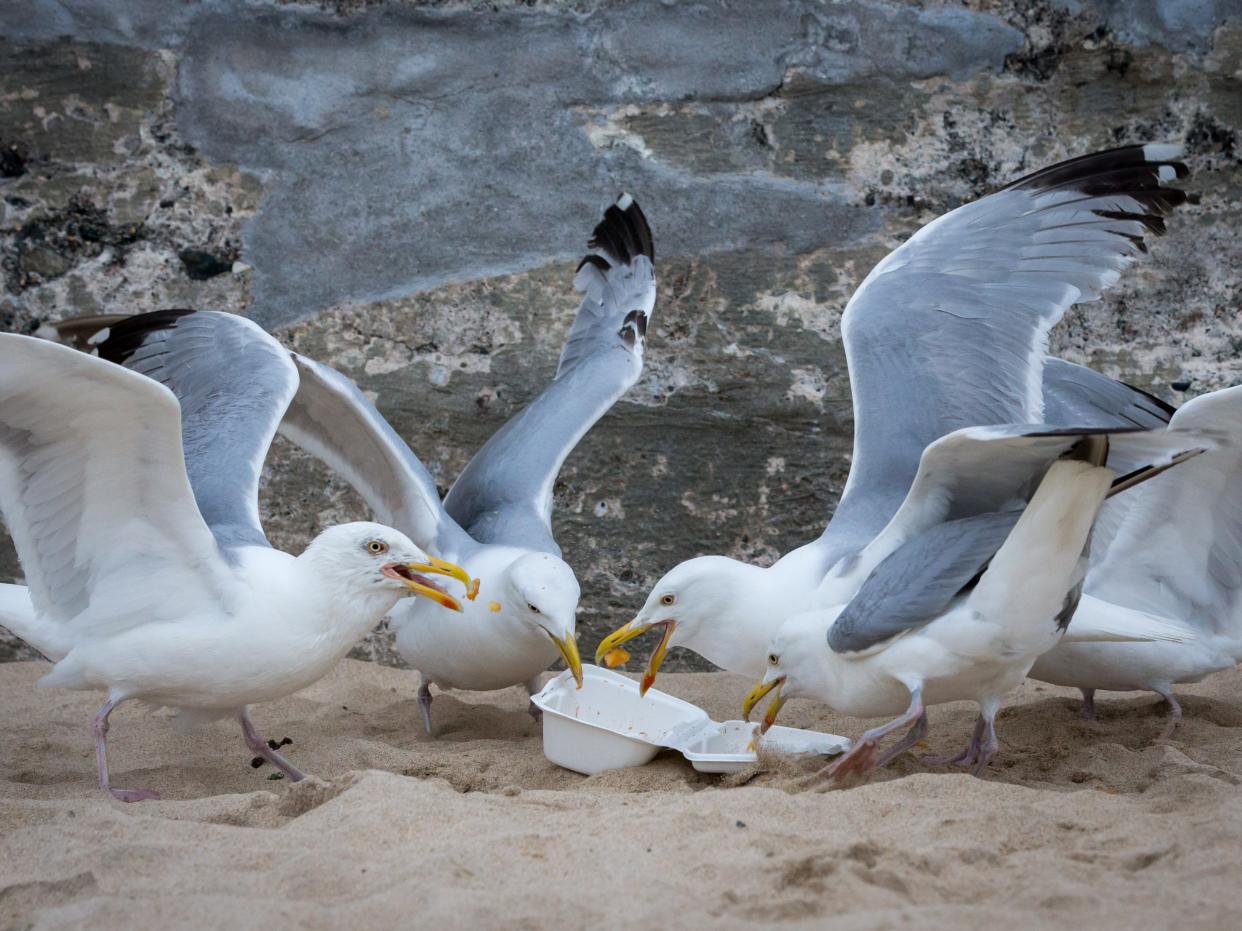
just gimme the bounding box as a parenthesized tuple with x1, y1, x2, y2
(675, 562, 782, 675)
(293, 555, 405, 643)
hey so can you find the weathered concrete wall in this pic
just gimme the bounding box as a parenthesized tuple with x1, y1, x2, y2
(2, 0, 1241, 668)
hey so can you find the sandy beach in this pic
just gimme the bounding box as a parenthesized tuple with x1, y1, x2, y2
(1, 659, 1239, 929)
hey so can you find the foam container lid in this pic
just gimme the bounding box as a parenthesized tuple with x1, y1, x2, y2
(531, 665, 851, 776)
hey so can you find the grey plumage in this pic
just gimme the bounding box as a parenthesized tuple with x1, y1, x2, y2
(828, 511, 1022, 654)
(36, 194, 656, 573)
(95, 310, 299, 553)
(280, 353, 475, 559)
(819, 144, 1190, 570)
(442, 194, 656, 553)
(825, 422, 1212, 655)
(1042, 358, 1175, 431)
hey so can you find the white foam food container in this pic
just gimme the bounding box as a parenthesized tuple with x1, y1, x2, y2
(680, 720, 852, 774)
(532, 665, 850, 776)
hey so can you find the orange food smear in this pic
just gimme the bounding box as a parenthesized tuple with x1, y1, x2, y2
(602, 647, 631, 668)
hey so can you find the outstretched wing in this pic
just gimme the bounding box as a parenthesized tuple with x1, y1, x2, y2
(94, 310, 298, 551)
(279, 354, 475, 558)
(0, 334, 234, 640)
(821, 145, 1191, 563)
(444, 194, 656, 553)
(1086, 385, 1242, 635)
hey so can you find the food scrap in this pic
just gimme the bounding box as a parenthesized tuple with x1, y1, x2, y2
(602, 647, 631, 668)
(465, 578, 481, 601)
(489, 601, 502, 613)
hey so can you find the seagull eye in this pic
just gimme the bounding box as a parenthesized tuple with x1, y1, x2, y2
(528, 603, 540, 614)
(366, 540, 388, 555)
(768, 653, 779, 666)
(660, 594, 675, 606)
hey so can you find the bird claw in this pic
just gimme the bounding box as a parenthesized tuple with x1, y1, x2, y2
(825, 739, 878, 782)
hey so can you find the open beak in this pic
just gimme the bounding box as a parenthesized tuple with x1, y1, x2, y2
(383, 558, 473, 612)
(548, 631, 584, 689)
(742, 676, 786, 734)
(595, 619, 675, 696)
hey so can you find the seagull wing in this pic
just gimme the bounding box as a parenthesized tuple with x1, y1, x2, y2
(95, 310, 298, 551)
(280, 353, 475, 558)
(827, 512, 1021, 654)
(1086, 385, 1242, 637)
(821, 145, 1190, 563)
(444, 194, 655, 553)
(1042, 358, 1175, 430)
(0, 334, 236, 647)
(822, 423, 1213, 605)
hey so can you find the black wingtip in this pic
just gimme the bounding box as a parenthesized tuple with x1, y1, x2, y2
(95, 309, 196, 366)
(586, 193, 654, 267)
(1118, 380, 1178, 420)
(1002, 144, 1191, 240)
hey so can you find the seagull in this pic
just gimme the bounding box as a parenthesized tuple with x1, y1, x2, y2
(270, 194, 653, 733)
(0, 318, 473, 801)
(595, 144, 1192, 692)
(1029, 384, 1242, 737)
(744, 423, 1210, 780)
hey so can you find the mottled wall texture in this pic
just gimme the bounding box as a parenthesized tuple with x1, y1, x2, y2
(2, 0, 1241, 668)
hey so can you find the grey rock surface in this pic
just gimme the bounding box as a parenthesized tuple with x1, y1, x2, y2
(2, 0, 1241, 669)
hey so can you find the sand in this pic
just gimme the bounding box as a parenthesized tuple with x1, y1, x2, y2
(1, 659, 1240, 930)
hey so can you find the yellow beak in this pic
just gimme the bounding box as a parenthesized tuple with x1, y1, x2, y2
(595, 619, 675, 696)
(550, 631, 584, 689)
(742, 677, 786, 734)
(410, 556, 475, 593)
(385, 557, 475, 613)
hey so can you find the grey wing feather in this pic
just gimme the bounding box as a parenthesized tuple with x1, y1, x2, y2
(1043, 358, 1175, 430)
(828, 511, 1022, 654)
(824, 421, 1215, 612)
(1042, 361, 1177, 552)
(826, 145, 1190, 559)
(96, 310, 298, 552)
(444, 194, 655, 552)
(280, 353, 474, 557)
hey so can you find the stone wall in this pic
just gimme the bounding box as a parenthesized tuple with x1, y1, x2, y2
(2, 0, 1240, 668)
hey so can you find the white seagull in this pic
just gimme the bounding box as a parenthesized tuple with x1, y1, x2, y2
(271, 194, 653, 733)
(744, 423, 1210, 780)
(1030, 384, 1242, 736)
(0, 319, 472, 801)
(596, 144, 1192, 691)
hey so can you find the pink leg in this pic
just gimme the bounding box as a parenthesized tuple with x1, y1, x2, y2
(824, 687, 924, 783)
(417, 677, 436, 737)
(969, 711, 1000, 777)
(239, 709, 305, 781)
(874, 710, 929, 768)
(525, 676, 543, 724)
(1154, 687, 1182, 742)
(1080, 688, 1097, 721)
(93, 698, 160, 802)
(923, 715, 985, 767)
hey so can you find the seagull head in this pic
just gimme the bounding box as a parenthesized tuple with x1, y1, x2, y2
(303, 522, 473, 612)
(595, 555, 739, 695)
(742, 610, 831, 734)
(502, 552, 583, 688)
